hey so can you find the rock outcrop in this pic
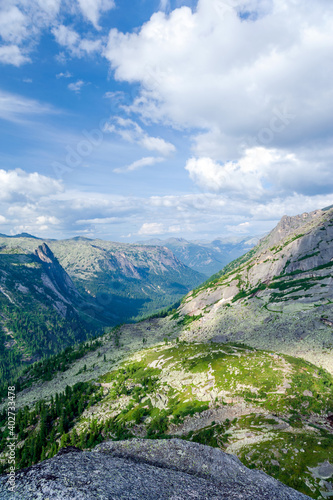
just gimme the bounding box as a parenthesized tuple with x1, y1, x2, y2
(0, 440, 310, 499)
(174, 207, 333, 372)
(34, 243, 80, 302)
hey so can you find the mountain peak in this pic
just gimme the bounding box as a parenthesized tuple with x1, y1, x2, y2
(177, 206, 333, 372)
(34, 243, 56, 264)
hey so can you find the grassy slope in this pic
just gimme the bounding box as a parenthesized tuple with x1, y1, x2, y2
(2, 340, 333, 499)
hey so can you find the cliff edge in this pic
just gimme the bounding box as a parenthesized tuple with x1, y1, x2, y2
(0, 439, 310, 499)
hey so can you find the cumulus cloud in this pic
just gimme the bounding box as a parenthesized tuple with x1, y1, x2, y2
(0, 1, 62, 66)
(114, 156, 165, 174)
(56, 70, 72, 78)
(36, 0, 62, 16)
(0, 171, 332, 240)
(52, 24, 79, 48)
(77, 0, 115, 29)
(0, 6, 27, 44)
(0, 169, 63, 202)
(104, 117, 176, 156)
(105, 0, 333, 188)
(68, 80, 85, 93)
(138, 222, 165, 235)
(0, 45, 30, 66)
(52, 25, 102, 58)
(186, 147, 333, 200)
(225, 222, 252, 234)
(0, 1, 105, 66)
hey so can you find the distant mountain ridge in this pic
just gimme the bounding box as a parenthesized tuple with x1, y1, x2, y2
(0, 235, 204, 324)
(137, 235, 260, 276)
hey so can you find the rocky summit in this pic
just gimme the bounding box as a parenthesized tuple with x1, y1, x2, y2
(0, 439, 310, 499)
(174, 206, 333, 373)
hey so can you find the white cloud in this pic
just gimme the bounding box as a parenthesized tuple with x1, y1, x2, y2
(104, 117, 176, 156)
(77, 0, 115, 29)
(0, 89, 55, 122)
(137, 222, 182, 236)
(56, 71, 72, 78)
(105, 0, 333, 168)
(114, 156, 165, 174)
(52, 24, 80, 52)
(35, 215, 60, 231)
(0, 6, 27, 44)
(185, 148, 273, 199)
(0, 172, 332, 241)
(138, 222, 165, 235)
(68, 80, 85, 93)
(0, 215, 7, 224)
(225, 222, 251, 234)
(0, 1, 63, 66)
(186, 147, 333, 200)
(0, 45, 30, 66)
(0, 2, 105, 66)
(36, 0, 61, 16)
(0, 169, 63, 202)
(159, 0, 170, 12)
(52, 24, 102, 57)
(79, 38, 102, 53)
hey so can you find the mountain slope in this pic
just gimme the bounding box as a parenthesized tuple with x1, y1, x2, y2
(1, 206, 333, 500)
(0, 236, 205, 323)
(0, 243, 98, 385)
(137, 236, 259, 276)
(170, 207, 333, 372)
(2, 338, 332, 498)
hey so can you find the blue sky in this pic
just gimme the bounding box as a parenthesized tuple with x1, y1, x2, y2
(0, 0, 333, 242)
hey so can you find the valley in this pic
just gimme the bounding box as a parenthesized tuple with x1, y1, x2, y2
(0, 236, 204, 390)
(0, 205, 333, 499)
(137, 235, 260, 276)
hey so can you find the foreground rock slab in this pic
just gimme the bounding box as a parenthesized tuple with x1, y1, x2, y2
(0, 439, 310, 499)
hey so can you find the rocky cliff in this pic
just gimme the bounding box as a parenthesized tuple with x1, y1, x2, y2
(0, 440, 310, 499)
(34, 243, 80, 302)
(171, 206, 333, 372)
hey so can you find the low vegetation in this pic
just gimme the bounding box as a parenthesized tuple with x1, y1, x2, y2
(3, 341, 332, 498)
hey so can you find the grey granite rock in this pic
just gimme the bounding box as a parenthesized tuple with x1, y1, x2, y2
(0, 440, 311, 499)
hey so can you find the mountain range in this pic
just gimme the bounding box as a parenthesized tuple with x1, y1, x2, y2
(137, 235, 260, 276)
(0, 205, 333, 499)
(0, 236, 204, 324)
(0, 235, 205, 386)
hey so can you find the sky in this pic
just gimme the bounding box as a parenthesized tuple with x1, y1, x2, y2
(0, 0, 333, 242)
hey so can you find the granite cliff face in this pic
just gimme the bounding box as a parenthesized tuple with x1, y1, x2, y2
(0, 242, 97, 380)
(0, 440, 310, 499)
(33, 243, 80, 302)
(0, 242, 87, 323)
(172, 207, 333, 372)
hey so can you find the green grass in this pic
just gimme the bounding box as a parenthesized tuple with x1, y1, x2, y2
(238, 428, 333, 499)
